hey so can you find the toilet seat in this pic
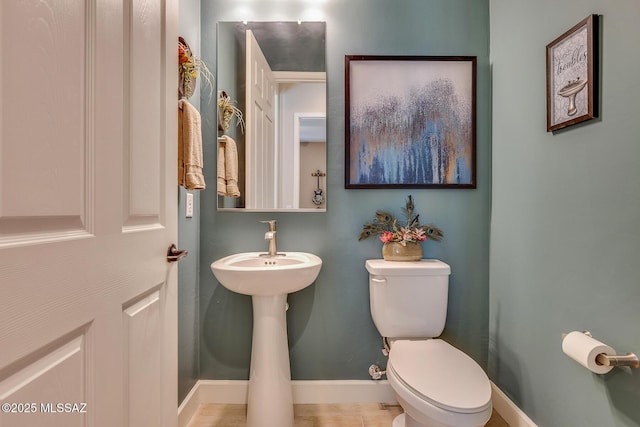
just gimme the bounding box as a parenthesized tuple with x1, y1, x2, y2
(388, 339, 492, 414)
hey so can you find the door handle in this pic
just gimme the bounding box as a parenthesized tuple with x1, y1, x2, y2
(167, 244, 188, 262)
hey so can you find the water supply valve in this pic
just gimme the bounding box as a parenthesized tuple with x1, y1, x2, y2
(368, 364, 386, 380)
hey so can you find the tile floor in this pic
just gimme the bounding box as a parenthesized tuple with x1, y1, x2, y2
(186, 403, 510, 427)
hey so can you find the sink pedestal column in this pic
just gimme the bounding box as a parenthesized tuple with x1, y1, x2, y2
(247, 294, 294, 427)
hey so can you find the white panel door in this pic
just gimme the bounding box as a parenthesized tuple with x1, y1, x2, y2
(0, 1, 178, 426)
(245, 29, 276, 209)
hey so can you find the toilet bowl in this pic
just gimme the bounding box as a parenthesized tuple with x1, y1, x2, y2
(386, 339, 492, 427)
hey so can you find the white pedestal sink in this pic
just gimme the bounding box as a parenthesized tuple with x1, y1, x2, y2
(211, 252, 322, 427)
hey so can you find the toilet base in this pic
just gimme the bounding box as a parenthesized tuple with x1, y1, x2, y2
(393, 410, 485, 427)
(392, 413, 405, 427)
(392, 413, 426, 427)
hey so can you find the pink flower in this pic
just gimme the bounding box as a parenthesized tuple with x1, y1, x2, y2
(413, 228, 427, 241)
(379, 231, 394, 243)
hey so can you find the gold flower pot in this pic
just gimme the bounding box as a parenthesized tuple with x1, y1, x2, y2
(382, 242, 423, 261)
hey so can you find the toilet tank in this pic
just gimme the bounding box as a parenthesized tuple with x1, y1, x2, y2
(366, 259, 451, 339)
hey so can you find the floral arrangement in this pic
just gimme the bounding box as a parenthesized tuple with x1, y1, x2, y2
(358, 195, 444, 245)
(178, 37, 214, 100)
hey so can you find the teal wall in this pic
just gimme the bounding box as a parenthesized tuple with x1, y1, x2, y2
(199, 0, 491, 381)
(490, 1, 640, 426)
(178, 0, 201, 404)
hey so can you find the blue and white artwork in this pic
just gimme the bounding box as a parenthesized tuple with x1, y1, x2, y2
(347, 58, 475, 187)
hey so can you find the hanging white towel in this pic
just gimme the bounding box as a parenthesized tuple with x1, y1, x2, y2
(217, 135, 240, 197)
(178, 99, 206, 190)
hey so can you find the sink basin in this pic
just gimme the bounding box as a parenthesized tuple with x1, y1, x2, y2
(211, 252, 322, 296)
(210, 251, 322, 427)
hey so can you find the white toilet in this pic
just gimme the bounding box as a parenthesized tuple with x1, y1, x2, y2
(366, 259, 492, 427)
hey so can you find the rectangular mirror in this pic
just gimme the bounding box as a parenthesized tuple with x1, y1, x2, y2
(217, 22, 327, 212)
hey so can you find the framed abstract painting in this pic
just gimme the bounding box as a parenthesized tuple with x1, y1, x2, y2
(345, 55, 476, 189)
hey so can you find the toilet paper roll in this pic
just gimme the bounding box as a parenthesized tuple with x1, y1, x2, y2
(562, 331, 616, 374)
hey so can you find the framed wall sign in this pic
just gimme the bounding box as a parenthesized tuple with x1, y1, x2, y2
(546, 15, 599, 132)
(345, 55, 476, 189)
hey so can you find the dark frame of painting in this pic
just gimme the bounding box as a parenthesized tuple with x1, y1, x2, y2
(345, 55, 477, 189)
(546, 15, 599, 132)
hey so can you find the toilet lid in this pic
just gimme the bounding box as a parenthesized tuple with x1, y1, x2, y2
(388, 339, 491, 414)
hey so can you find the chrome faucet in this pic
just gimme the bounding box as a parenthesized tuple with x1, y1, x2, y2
(260, 220, 278, 257)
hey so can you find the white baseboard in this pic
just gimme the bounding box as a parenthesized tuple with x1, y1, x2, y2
(177, 382, 201, 427)
(179, 380, 536, 427)
(490, 382, 537, 427)
(292, 380, 397, 404)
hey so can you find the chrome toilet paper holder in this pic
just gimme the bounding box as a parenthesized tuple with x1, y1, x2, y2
(562, 331, 640, 369)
